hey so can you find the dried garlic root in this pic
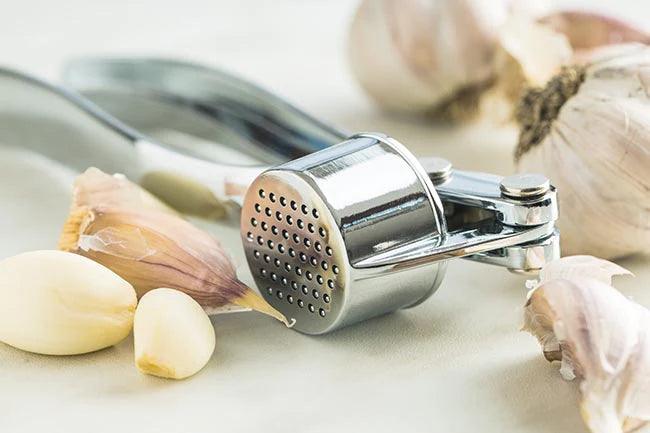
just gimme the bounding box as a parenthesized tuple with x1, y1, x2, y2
(59, 168, 292, 326)
(523, 256, 649, 433)
(0, 250, 137, 355)
(134, 288, 215, 380)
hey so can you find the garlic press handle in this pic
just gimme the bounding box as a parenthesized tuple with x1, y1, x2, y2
(422, 157, 560, 273)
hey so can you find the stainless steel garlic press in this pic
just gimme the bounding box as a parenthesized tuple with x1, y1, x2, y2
(240, 133, 558, 334)
(0, 58, 559, 334)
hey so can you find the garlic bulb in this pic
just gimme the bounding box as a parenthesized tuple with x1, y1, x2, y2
(348, 0, 510, 116)
(523, 256, 649, 433)
(59, 169, 292, 326)
(134, 288, 215, 380)
(516, 44, 650, 259)
(0, 250, 136, 355)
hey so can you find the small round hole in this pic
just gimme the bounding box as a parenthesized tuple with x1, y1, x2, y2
(301, 204, 308, 214)
(260, 268, 267, 277)
(295, 267, 303, 276)
(287, 295, 294, 304)
(271, 226, 279, 235)
(301, 285, 309, 295)
(261, 221, 268, 231)
(269, 192, 276, 202)
(276, 290, 283, 299)
(321, 261, 328, 270)
(267, 287, 273, 294)
(257, 236, 264, 245)
(275, 211, 283, 221)
(319, 308, 326, 317)
(327, 279, 335, 289)
(314, 241, 322, 252)
(305, 271, 313, 280)
(307, 223, 315, 233)
(254, 203, 261, 213)
(297, 219, 304, 229)
(278, 244, 285, 253)
(281, 277, 288, 285)
(319, 227, 327, 238)
(250, 218, 258, 227)
(304, 238, 311, 248)
(263, 254, 271, 263)
(265, 207, 272, 217)
(291, 281, 298, 290)
(326, 246, 333, 256)
(253, 250, 260, 258)
(316, 275, 324, 284)
(312, 289, 319, 299)
(308, 304, 315, 313)
(246, 232, 254, 241)
(267, 240, 275, 249)
(282, 230, 290, 240)
(293, 233, 300, 244)
(297, 299, 304, 308)
(289, 248, 296, 257)
(312, 209, 319, 218)
(284, 262, 292, 271)
(270, 273, 278, 281)
(286, 215, 293, 225)
(310, 257, 318, 266)
(259, 189, 265, 198)
(332, 265, 339, 274)
(280, 196, 287, 206)
(323, 293, 331, 303)
(299, 252, 307, 262)
(274, 258, 281, 267)
(290, 200, 297, 210)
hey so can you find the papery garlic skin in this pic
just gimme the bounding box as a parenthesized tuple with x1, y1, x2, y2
(134, 288, 216, 380)
(516, 44, 650, 259)
(0, 250, 136, 355)
(523, 256, 649, 433)
(348, 0, 509, 114)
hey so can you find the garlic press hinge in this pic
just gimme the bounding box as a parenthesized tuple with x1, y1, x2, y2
(421, 157, 560, 272)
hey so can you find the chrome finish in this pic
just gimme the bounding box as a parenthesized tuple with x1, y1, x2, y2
(500, 173, 551, 198)
(419, 157, 453, 184)
(241, 133, 559, 334)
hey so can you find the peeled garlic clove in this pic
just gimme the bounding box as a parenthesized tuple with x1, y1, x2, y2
(516, 44, 650, 259)
(539, 10, 650, 53)
(0, 250, 136, 355)
(134, 288, 215, 379)
(348, 0, 509, 116)
(59, 204, 290, 326)
(523, 257, 649, 433)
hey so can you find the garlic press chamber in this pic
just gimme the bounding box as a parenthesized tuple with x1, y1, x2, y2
(241, 133, 558, 334)
(0, 58, 559, 334)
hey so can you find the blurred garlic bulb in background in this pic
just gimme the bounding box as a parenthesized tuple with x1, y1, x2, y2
(349, 1, 650, 122)
(516, 44, 650, 259)
(348, 0, 510, 117)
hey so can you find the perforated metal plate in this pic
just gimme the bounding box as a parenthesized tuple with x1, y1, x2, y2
(241, 170, 348, 334)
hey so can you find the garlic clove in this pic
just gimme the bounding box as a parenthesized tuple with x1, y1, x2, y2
(523, 256, 649, 433)
(516, 44, 650, 259)
(538, 255, 632, 286)
(59, 204, 291, 326)
(539, 10, 650, 53)
(134, 288, 216, 380)
(0, 250, 136, 355)
(72, 167, 176, 215)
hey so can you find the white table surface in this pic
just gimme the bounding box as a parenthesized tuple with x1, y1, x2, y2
(1, 1, 649, 432)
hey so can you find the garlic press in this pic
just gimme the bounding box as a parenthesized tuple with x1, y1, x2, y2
(0, 58, 558, 334)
